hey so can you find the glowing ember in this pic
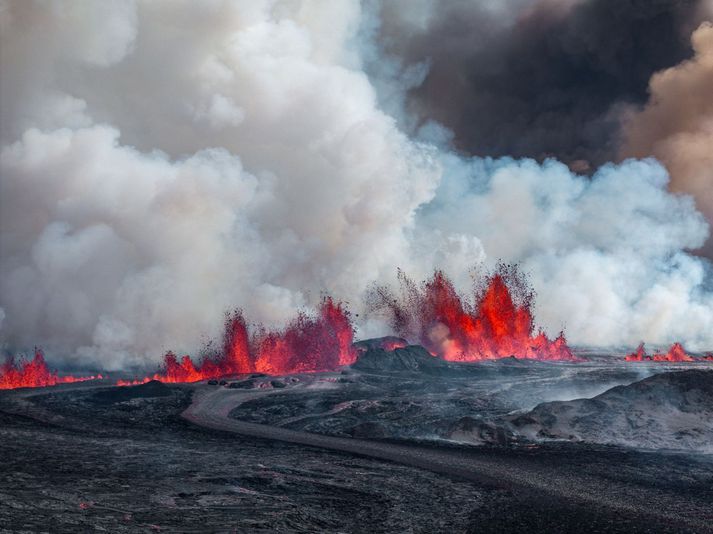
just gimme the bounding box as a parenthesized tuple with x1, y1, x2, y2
(368, 265, 575, 361)
(116, 378, 151, 386)
(0, 350, 102, 390)
(625, 342, 694, 362)
(378, 337, 409, 352)
(117, 297, 356, 385)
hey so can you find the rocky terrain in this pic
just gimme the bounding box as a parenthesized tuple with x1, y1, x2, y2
(351, 340, 457, 375)
(227, 351, 653, 443)
(1, 347, 713, 532)
(231, 342, 713, 454)
(0, 381, 481, 533)
(508, 369, 713, 451)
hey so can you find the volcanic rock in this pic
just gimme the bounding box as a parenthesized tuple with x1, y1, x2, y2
(349, 421, 387, 439)
(91, 380, 172, 404)
(509, 370, 713, 451)
(448, 417, 515, 446)
(351, 339, 453, 375)
(227, 379, 258, 389)
(353, 336, 408, 352)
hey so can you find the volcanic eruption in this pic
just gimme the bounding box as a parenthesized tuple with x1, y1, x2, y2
(369, 265, 575, 361)
(118, 297, 356, 385)
(625, 342, 694, 362)
(0, 349, 101, 390)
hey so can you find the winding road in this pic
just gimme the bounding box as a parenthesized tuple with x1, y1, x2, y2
(182, 384, 713, 533)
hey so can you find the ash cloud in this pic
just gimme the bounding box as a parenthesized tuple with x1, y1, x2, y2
(621, 21, 713, 254)
(1, 0, 713, 369)
(372, 0, 704, 169)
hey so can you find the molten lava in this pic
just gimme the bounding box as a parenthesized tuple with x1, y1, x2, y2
(369, 265, 575, 361)
(0, 350, 102, 390)
(118, 297, 356, 384)
(625, 342, 694, 362)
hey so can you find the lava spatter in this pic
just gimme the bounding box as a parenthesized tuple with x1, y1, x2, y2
(369, 265, 575, 361)
(118, 297, 356, 385)
(0, 350, 102, 390)
(625, 342, 694, 362)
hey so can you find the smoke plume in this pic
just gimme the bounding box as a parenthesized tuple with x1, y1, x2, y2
(1, 0, 712, 370)
(372, 0, 704, 170)
(621, 21, 713, 254)
(0, 1, 440, 369)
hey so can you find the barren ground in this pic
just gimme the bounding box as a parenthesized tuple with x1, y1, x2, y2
(1, 359, 712, 533)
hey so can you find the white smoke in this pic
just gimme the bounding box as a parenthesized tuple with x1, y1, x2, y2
(417, 156, 713, 350)
(0, 1, 440, 369)
(1, 0, 712, 370)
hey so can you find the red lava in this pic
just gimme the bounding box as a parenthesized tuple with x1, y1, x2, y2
(0, 349, 102, 390)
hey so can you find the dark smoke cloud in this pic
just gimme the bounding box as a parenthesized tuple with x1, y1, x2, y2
(375, 0, 703, 169)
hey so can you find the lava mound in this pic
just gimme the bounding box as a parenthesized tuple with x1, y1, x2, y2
(92, 380, 173, 404)
(510, 370, 713, 451)
(352, 337, 453, 375)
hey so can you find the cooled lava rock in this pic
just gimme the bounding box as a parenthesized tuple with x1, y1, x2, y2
(448, 417, 514, 446)
(351, 338, 453, 375)
(228, 379, 258, 389)
(509, 369, 713, 451)
(352, 336, 409, 352)
(91, 380, 173, 404)
(349, 421, 387, 439)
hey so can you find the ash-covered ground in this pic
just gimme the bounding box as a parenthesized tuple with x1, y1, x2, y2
(0, 381, 479, 533)
(1, 347, 713, 533)
(226, 347, 680, 445)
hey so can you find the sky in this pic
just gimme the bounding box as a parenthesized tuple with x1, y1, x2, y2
(1, 0, 712, 370)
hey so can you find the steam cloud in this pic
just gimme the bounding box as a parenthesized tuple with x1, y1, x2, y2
(1, 0, 712, 370)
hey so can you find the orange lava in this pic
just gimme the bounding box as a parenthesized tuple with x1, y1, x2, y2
(0, 350, 102, 390)
(116, 378, 152, 386)
(369, 265, 575, 361)
(624, 342, 694, 362)
(117, 297, 356, 385)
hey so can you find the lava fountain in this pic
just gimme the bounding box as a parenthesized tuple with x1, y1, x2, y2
(625, 342, 694, 362)
(118, 297, 356, 385)
(0, 350, 102, 390)
(368, 265, 575, 361)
